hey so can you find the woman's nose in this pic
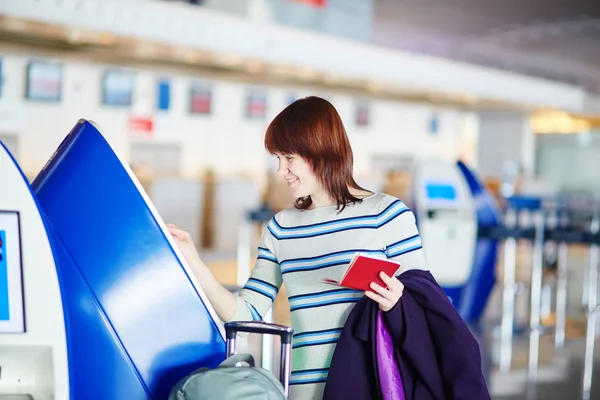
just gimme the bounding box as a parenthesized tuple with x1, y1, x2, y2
(276, 159, 289, 176)
(277, 164, 289, 177)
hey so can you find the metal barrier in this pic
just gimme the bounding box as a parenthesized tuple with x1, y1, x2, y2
(527, 208, 546, 398)
(488, 195, 600, 400)
(495, 197, 542, 374)
(553, 207, 569, 350)
(498, 205, 518, 373)
(582, 210, 600, 400)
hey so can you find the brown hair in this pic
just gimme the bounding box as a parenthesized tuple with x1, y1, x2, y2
(264, 96, 366, 212)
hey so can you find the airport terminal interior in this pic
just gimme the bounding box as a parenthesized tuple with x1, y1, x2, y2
(2, 0, 600, 399)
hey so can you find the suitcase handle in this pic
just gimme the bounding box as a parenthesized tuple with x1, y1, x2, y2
(225, 321, 294, 344)
(224, 321, 293, 397)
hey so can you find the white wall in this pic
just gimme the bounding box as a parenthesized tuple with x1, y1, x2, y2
(0, 44, 466, 186)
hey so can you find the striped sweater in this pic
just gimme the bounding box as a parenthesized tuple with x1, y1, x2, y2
(227, 192, 428, 400)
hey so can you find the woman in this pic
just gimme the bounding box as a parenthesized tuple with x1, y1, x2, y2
(168, 96, 427, 400)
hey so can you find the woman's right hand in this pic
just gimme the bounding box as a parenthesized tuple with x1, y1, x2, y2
(166, 223, 237, 321)
(166, 224, 203, 268)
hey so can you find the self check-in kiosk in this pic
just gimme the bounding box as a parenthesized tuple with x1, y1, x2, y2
(413, 159, 501, 323)
(0, 119, 226, 399)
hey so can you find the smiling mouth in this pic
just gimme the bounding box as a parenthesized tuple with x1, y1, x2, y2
(286, 177, 299, 185)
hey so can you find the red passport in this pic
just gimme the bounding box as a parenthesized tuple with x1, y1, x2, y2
(322, 253, 401, 291)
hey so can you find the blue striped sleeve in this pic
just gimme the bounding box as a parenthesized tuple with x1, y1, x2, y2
(378, 197, 428, 273)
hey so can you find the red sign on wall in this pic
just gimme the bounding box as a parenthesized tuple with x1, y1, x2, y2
(128, 116, 154, 136)
(288, 0, 327, 8)
(190, 85, 212, 115)
(245, 91, 268, 119)
(355, 102, 369, 127)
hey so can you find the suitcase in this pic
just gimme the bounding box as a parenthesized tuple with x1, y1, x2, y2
(225, 321, 294, 398)
(169, 321, 293, 400)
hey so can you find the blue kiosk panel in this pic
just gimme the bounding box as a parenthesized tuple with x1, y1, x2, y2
(48, 230, 151, 399)
(31, 120, 225, 399)
(455, 161, 500, 322)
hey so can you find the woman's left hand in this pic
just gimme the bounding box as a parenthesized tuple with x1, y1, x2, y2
(365, 272, 404, 312)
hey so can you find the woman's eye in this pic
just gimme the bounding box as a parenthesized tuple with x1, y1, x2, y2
(286, 156, 293, 162)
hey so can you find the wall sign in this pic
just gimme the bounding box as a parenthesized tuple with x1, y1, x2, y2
(26, 60, 62, 102)
(245, 90, 267, 119)
(157, 79, 171, 111)
(189, 84, 212, 115)
(355, 101, 369, 127)
(0, 59, 3, 99)
(429, 112, 440, 135)
(102, 70, 134, 107)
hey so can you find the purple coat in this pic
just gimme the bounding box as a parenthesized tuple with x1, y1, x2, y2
(323, 269, 490, 400)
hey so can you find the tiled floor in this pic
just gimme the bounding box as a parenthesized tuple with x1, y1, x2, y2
(490, 335, 600, 399)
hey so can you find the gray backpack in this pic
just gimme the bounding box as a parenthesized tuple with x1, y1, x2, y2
(169, 321, 293, 400)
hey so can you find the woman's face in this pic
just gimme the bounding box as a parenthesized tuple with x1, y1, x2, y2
(275, 153, 323, 200)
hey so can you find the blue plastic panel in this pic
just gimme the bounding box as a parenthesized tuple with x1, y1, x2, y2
(31, 120, 225, 399)
(452, 161, 501, 322)
(47, 228, 150, 399)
